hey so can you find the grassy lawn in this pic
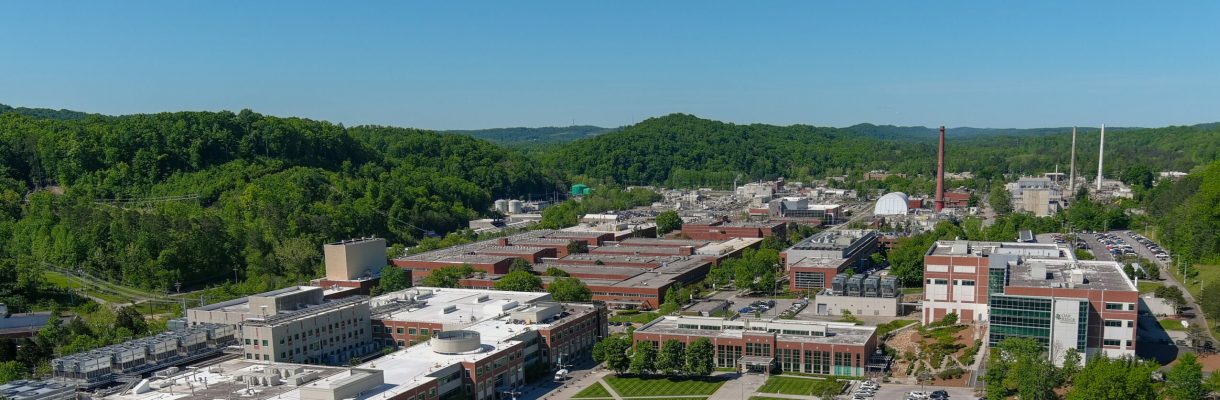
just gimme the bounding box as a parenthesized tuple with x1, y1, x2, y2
(610, 311, 661, 324)
(604, 376, 725, 397)
(44, 271, 131, 304)
(901, 287, 924, 295)
(1138, 281, 1162, 294)
(1161, 319, 1187, 331)
(756, 376, 843, 396)
(573, 381, 612, 398)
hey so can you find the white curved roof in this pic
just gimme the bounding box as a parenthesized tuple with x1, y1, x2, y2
(874, 192, 910, 215)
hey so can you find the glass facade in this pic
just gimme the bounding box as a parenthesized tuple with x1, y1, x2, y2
(793, 271, 825, 289)
(716, 345, 741, 368)
(988, 295, 1053, 347)
(988, 265, 1006, 296)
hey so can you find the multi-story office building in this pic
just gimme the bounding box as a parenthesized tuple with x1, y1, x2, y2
(921, 240, 1138, 365)
(633, 316, 879, 376)
(187, 286, 375, 365)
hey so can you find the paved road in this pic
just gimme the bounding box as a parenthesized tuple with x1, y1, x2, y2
(1112, 230, 1215, 344)
(869, 383, 977, 400)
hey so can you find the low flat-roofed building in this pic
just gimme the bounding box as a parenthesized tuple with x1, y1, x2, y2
(590, 244, 695, 257)
(633, 316, 878, 376)
(369, 287, 554, 347)
(313, 236, 388, 299)
(921, 240, 1138, 365)
(680, 219, 786, 241)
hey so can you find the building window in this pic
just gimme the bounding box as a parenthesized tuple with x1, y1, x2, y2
(1103, 339, 1121, 346)
(397, 328, 404, 334)
(1104, 303, 1125, 310)
(421, 328, 430, 336)
(959, 280, 975, 286)
(794, 271, 826, 289)
(1104, 320, 1123, 327)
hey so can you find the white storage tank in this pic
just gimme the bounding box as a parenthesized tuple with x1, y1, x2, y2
(508, 200, 524, 214)
(495, 199, 509, 213)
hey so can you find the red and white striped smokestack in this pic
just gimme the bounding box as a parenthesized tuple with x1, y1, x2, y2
(934, 125, 945, 212)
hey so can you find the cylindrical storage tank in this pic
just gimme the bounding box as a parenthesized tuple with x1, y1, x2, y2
(431, 330, 482, 354)
(508, 200, 524, 214)
(494, 199, 509, 213)
(863, 275, 881, 297)
(831, 275, 847, 295)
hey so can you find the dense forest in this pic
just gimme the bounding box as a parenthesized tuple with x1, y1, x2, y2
(544, 113, 1220, 189)
(1146, 159, 1220, 267)
(0, 109, 559, 304)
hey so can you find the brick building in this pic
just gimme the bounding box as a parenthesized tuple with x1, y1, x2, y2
(633, 316, 879, 376)
(680, 219, 786, 241)
(921, 240, 1138, 365)
(783, 230, 879, 292)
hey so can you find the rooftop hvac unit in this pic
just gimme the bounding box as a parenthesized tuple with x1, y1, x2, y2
(845, 274, 865, 297)
(831, 275, 847, 295)
(880, 276, 899, 298)
(863, 275, 881, 297)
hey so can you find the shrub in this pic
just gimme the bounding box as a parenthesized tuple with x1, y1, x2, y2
(937, 367, 965, 380)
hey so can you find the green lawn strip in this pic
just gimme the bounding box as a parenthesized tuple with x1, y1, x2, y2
(610, 312, 661, 324)
(44, 271, 131, 304)
(573, 381, 613, 399)
(756, 376, 843, 396)
(901, 287, 924, 294)
(1137, 281, 1162, 294)
(1160, 319, 1187, 331)
(604, 376, 725, 397)
(876, 319, 917, 336)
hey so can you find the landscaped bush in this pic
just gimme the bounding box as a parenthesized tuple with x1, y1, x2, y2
(937, 367, 965, 380)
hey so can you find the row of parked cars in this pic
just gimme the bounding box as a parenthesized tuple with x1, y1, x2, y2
(738, 299, 776, 314)
(849, 379, 879, 399)
(907, 389, 951, 400)
(1127, 231, 1170, 261)
(1095, 232, 1137, 257)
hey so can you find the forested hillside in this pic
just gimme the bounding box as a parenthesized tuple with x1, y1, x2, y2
(0, 110, 557, 306)
(1146, 160, 1220, 266)
(0, 103, 99, 121)
(447, 125, 613, 146)
(545, 114, 1220, 188)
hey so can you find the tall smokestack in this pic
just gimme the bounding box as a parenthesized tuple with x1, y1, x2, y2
(934, 125, 945, 212)
(1096, 124, 1105, 191)
(1069, 127, 1077, 195)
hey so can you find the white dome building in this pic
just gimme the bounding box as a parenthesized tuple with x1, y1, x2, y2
(874, 192, 910, 215)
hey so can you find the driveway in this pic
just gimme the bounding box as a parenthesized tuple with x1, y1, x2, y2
(869, 383, 977, 399)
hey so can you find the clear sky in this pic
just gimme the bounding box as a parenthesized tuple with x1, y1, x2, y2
(2, 1, 1218, 130)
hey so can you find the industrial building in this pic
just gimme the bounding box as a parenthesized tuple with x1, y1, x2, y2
(311, 237, 388, 298)
(101, 288, 607, 400)
(783, 230, 879, 292)
(49, 323, 236, 389)
(679, 218, 785, 241)
(0, 305, 54, 339)
(768, 197, 843, 223)
(813, 274, 901, 317)
(633, 316, 880, 376)
(1006, 177, 1064, 217)
(920, 240, 1138, 365)
(186, 286, 375, 365)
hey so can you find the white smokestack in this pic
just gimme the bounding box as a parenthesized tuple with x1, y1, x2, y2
(1096, 124, 1105, 191)
(1069, 127, 1076, 194)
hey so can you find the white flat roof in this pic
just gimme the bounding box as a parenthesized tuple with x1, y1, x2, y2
(371, 287, 552, 328)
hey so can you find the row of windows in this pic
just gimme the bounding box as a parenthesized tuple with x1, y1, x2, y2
(1103, 320, 1134, 328)
(1104, 302, 1136, 311)
(591, 292, 658, 298)
(378, 326, 435, 336)
(793, 271, 826, 289)
(1101, 339, 1134, 347)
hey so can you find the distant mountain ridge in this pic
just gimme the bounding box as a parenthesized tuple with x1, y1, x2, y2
(0, 103, 103, 120)
(446, 125, 615, 146)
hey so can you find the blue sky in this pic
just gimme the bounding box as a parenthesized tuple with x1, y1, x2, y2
(2, 1, 1217, 130)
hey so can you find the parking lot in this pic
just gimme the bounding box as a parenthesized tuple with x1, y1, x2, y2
(862, 382, 977, 399)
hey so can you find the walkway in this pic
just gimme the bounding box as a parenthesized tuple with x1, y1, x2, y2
(707, 372, 764, 400)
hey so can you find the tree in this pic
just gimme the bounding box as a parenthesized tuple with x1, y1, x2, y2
(656, 339, 685, 375)
(602, 337, 632, 375)
(1154, 285, 1186, 313)
(114, 306, 148, 335)
(1165, 352, 1205, 400)
(989, 184, 1013, 214)
(544, 267, 570, 277)
(493, 270, 543, 292)
(376, 265, 410, 294)
(983, 338, 1054, 400)
(629, 342, 656, 375)
(567, 240, 589, 254)
(1066, 356, 1158, 400)
(420, 264, 475, 288)
(548, 277, 592, 301)
(1059, 348, 1081, 384)
(684, 337, 714, 376)
(655, 211, 682, 236)
(0, 360, 22, 383)
(1200, 280, 1220, 324)
(508, 258, 533, 273)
